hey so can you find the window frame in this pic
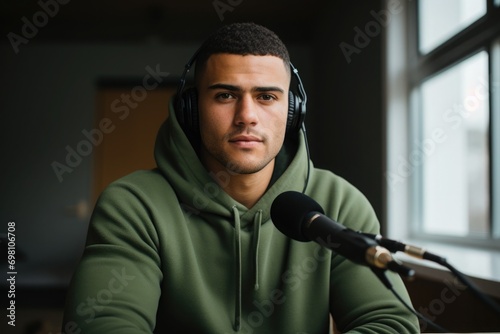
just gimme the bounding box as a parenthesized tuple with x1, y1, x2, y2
(405, 0, 500, 248)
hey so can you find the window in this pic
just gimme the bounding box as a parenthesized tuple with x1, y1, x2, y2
(419, 50, 490, 237)
(385, 0, 500, 248)
(409, 0, 499, 246)
(418, 0, 486, 54)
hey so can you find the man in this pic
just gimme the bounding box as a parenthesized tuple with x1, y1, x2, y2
(63, 23, 420, 333)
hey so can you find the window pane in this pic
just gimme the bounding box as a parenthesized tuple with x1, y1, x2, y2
(419, 0, 486, 54)
(419, 51, 489, 237)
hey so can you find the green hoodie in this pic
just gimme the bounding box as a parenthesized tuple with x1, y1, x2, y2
(63, 101, 420, 333)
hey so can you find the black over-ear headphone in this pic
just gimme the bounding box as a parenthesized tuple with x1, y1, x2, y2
(174, 47, 308, 137)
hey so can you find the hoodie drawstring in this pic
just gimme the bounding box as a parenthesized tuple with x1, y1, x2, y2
(231, 207, 263, 332)
(232, 205, 242, 332)
(252, 210, 262, 291)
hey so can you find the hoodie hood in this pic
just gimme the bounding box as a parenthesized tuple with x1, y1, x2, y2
(154, 100, 310, 331)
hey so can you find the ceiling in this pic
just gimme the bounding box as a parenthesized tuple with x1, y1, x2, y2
(1, 0, 323, 44)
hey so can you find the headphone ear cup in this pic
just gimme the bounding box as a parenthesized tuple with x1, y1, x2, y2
(174, 87, 201, 147)
(176, 87, 199, 133)
(287, 91, 296, 132)
(184, 88, 199, 133)
(287, 91, 305, 133)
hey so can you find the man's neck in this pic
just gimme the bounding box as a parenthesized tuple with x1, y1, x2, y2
(211, 163, 274, 209)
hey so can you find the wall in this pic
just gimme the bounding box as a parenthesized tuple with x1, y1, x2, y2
(309, 1, 385, 225)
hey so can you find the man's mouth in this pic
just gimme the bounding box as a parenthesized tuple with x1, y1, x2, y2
(229, 135, 263, 148)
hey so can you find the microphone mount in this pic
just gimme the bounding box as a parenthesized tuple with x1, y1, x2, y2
(305, 213, 415, 278)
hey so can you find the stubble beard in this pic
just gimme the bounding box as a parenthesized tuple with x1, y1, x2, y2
(201, 128, 276, 176)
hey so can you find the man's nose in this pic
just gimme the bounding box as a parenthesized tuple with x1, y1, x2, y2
(234, 95, 258, 127)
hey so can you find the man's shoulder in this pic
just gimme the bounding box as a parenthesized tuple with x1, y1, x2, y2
(309, 168, 358, 194)
(98, 168, 176, 203)
(113, 168, 164, 184)
(308, 167, 378, 231)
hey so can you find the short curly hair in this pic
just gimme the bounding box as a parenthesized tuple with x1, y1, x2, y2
(194, 22, 291, 81)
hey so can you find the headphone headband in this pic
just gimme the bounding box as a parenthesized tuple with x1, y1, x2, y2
(176, 47, 202, 100)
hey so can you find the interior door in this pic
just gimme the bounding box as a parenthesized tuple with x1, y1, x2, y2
(92, 86, 176, 203)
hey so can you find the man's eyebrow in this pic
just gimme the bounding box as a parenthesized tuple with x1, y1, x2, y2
(208, 83, 241, 91)
(207, 83, 285, 94)
(254, 86, 285, 94)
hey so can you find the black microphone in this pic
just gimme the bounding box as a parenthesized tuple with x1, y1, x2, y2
(270, 191, 414, 277)
(359, 233, 446, 264)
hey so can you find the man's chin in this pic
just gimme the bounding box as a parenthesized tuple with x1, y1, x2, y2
(224, 158, 275, 176)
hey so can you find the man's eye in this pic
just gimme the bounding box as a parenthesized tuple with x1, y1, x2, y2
(259, 94, 275, 101)
(216, 93, 234, 100)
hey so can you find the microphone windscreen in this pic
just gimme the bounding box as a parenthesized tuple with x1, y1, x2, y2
(270, 191, 324, 242)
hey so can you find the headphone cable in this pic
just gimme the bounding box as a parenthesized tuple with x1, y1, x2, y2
(301, 123, 311, 194)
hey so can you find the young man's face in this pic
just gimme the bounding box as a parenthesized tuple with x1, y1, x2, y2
(197, 53, 290, 176)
